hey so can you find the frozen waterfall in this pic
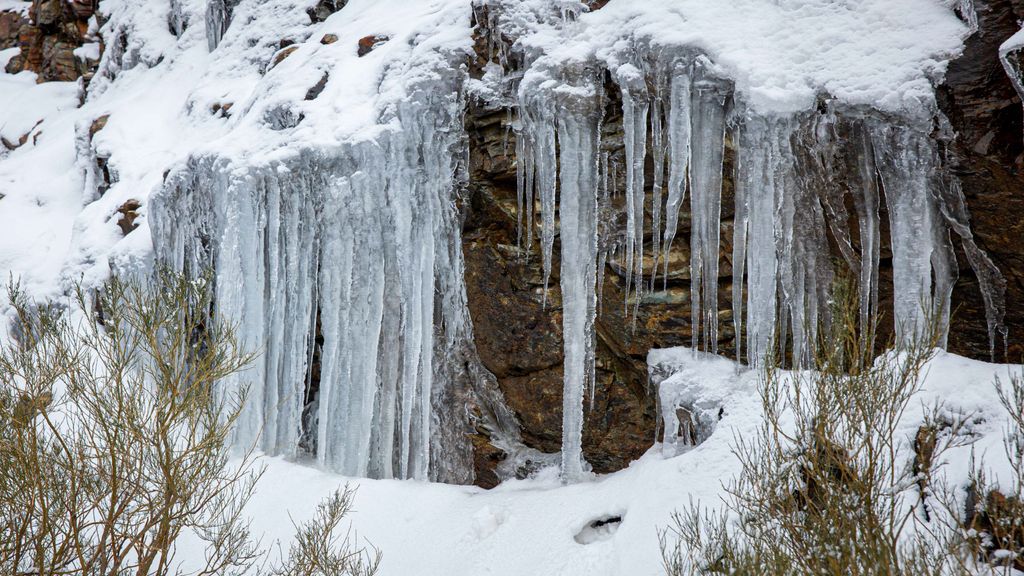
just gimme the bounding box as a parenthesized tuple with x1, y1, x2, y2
(151, 71, 479, 482)
(511, 49, 1007, 478)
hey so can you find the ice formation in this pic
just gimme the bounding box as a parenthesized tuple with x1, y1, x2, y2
(0, 0, 1010, 486)
(144, 0, 524, 483)
(1001, 27, 1024, 126)
(486, 0, 1007, 477)
(147, 52, 519, 481)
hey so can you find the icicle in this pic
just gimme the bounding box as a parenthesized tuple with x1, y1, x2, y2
(731, 122, 746, 365)
(803, 112, 859, 275)
(649, 85, 667, 290)
(555, 67, 602, 482)
(519, 97, 559, 301)
(596, 151, 610, 319)
(688, 60, 728, 353)
(519, 62, 602, 482)
(515, 112, 536, 252)
(205, 0, 239, 51)
(616, 63, 649, 312)
(1000, 29, 1024, 138)
(847, 121, 881, 337)
(318, 163, 387, 478)
(930, 115, 1008, 358)
(260, 175, 319, 458)
(736, 117, 784, 367)
(955, 0, 979, 35)
(661, 60, 692, 287)
(871, 121, 948, 346)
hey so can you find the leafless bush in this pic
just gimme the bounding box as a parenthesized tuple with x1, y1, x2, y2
(0, 269, 262, 575)
(661, 281, 978, 575)
(959, 373, 1024, 572)
(272, 486, 381, 576)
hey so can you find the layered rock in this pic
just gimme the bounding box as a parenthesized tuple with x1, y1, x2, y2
(4, 0, 98, 82)
(940, 0, 1024, 361)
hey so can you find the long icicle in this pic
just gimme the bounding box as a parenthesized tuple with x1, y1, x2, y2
(688, 59, 728, 353)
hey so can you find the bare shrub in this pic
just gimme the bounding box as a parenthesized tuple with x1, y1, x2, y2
(660, 281, 976, 575)
(960, 373, 1024, 572)
(272, 486, 381, 576)
(0, 270, 262, 575)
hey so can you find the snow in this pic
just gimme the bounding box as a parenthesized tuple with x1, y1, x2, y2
(0, 63, 81, 305)
(169, 348, 1022, 576)
(494, 0, 968, 116)
(1000, 26, 1024, 105)
(73, 42, 101, 62)
(0, 0, 28, 15)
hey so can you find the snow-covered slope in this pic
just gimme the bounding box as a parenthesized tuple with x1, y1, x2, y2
(174, 349, 1019, 576)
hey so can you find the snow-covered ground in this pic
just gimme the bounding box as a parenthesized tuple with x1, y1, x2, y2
(179, 349, 1019, 576)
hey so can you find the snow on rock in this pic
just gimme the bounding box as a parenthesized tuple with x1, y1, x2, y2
(486, 0, 968, 116)
(648, 347, 747, 457)
(0, 56, 81, 304)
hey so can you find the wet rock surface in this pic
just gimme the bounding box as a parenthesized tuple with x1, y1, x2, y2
(939, 0, 1024, 361)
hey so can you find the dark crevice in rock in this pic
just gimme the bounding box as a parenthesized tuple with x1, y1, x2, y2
(307, 0, 347, 24)
(299, 306, 324, 456)
(305, 71, 329, 100)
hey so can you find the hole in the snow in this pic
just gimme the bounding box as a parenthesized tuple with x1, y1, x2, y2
(574, 514, 623, 544)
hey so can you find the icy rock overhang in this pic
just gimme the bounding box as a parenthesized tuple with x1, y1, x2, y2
(470, 0, 1007, 480)
(647, 347, 749, 458)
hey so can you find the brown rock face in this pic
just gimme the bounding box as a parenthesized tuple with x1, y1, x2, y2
(4, 0, 96, 82)
(461, 5, 1024, 485)
(357, 34, 388, 57)
(939, 0, 1024, 361)
(116, 199, 141, 236)
(271, 45, 298, 68)
(463, 100, 671, 477)
(0, 8, 28, 50)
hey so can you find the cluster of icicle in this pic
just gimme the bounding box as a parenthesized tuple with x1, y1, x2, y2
(150, 69, 480, 482)
(514, 52, 1008, 481)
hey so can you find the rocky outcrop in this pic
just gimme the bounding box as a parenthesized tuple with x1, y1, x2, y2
(4, 0, 98, 82)
(940, 0, 1024, 362)
(0, 8, 28, 50)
